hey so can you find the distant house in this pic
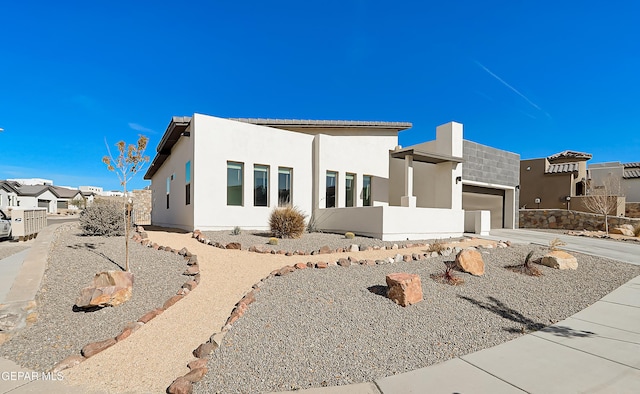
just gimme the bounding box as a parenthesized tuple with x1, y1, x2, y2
(0, 181, 19, 209)
(0, 181, 83, 213)
(520, 150, 591, 210)
(144, 113, 519, 240)
(589, 161, 640, 203)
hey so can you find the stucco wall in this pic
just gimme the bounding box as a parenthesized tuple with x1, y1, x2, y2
(624, 179, 640, 202)
(520, 158, 574, 209)
(519, 209, 640, 231)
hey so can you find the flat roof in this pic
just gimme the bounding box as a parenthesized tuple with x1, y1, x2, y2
(390, 148, 464, 164)
(230, 118, 412, 130)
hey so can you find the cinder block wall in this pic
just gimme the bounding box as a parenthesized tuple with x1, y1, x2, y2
(463, 140, 520, 226)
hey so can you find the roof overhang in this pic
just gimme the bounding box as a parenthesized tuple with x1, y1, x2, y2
(230, 118, 412, 131)
(144, 116, 192, 180)
(390, 148, 464, 164)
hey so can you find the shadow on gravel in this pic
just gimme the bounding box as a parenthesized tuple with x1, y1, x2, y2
(458, 295, 545, 333)
(367, 285, 388, 297)
(67, 243, 125, 271)
(459, 295, 597, 338)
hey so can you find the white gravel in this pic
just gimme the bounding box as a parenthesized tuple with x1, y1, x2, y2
(0, 224, 188, 371)
(195, 244, 640, 393)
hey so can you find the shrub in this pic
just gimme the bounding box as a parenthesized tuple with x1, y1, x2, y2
(80, 201, 125, 236)
(269, 206, 306, 239)
(268, 237, 279, 245)
(634, 225, 640, 237)
(345, 232, 355, 239)
(231, 226, 241, 235)
(429, 239, 446, 253)
(506, 250, 542, 277)
(431, 262, 464, 286)
(549, 238, 566, 251)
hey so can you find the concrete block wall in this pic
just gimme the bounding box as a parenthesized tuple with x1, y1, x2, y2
(463, 140, 520, 226)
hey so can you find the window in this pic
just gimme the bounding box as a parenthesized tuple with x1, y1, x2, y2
(345, 173, 355, 207)
(278, 167, 292, 207)
(185, 161, 191, 205)
(166, 176, 171, 209)
(254, 165, 269, 207)
(363, 175, 372, 206)
(227, 162, 243, 206)
(326, 171, 337, 208)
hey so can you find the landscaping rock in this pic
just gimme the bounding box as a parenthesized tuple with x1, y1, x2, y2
(276, 266, 296, 276)
(193, 342, 218, 358)
(138, 308, 164, 323)
(163, 295, 184, 310)
(294, 263, 307, 269)
(540, 250, 578, 270)
(455, 249, 485, 276)
(349, 244, 359, 252)
(316, 262, 328, 269)
(187, 358, 208, 370)
(184, 265, 200, 276)
(168, 377, 193, 394)
(386, 273, 423, 307)
(337, 258, 350, 267)
(81, 338, 117, 358)
(610, 227, 635, 236)
(182, 280, 198, 291)
(116, 321, 144, 341)
(319, 245, 332, 254)
(182, 367, 208, 382)
(226, 242, 241, 250)
(75, 271, 134, 308)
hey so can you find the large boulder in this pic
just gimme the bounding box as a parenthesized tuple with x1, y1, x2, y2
(75, 271, 134, 309)
(540, 251, 578, 270)
(610, 227, 635, 236)
(455, 249, 485, 276)
(386, 273, 423, 307)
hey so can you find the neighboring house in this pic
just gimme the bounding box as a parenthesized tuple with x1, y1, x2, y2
(144, 113, 518, 240)
(520, 150, 591, 210)
(0, 181, 83, 213)
(0, 181, 19, 209)
(589, 161, 640, 203)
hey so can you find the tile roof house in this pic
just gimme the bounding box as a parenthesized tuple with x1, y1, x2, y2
(144, 113, 519, 240)
(519, 150, 591, 210)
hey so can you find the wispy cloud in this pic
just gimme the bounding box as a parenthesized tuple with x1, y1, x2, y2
(128, 123, 156, 134)
(475, 60, 551, 118)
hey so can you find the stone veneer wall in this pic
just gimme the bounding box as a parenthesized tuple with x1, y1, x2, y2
(131, 189, 152, 225)
(519, 209, 640, 231)
(462, 140, 520, 227)
(626, 203, 640, 218)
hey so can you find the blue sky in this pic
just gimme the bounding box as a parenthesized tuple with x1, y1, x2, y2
(1, 1, 638, 191)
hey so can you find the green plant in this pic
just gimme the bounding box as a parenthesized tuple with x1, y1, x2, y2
(269, 206, 307, 239)
(431, 262, 464, 286)
(231, 226, 241, 235)
(268, 237, 279, 245)
(506, 250, 542, 276)
(429, 239, 446, 253)
(345, 232, 355, 239)
(102, 134, 149, 271)
(79, 201, 125, 236)
(549, 238, 566, 251)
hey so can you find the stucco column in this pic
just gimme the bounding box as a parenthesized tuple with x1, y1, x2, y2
(401, 155, 417, 207)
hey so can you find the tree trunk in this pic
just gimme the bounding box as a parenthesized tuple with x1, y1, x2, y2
(124, 184, 129, 272)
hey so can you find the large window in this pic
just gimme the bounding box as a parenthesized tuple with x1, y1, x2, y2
(326, 171, 337, 208)
(345, 173, 355, 207)
(254, 165, 269, 207)
(278, 167, 292, 207)
(185, 161, 191, 205)
(227, 162, 243, 206)
(363, 175, 372, 206)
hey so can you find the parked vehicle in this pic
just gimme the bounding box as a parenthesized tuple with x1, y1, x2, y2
(0, 209, 12, 240)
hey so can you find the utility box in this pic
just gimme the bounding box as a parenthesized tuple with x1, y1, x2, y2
(11, 208, 47, 241)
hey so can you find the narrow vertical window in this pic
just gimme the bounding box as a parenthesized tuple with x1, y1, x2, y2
(345, 173, 356, 207)
(185, 161, 191, 205)
(278, 167, 292, 207)
(363, 175, 372, 206)
(166, 176, 170, 209)
(254, 165, 269, 207)
(326, 171, 337, 208)
(227, 162, 243, 206)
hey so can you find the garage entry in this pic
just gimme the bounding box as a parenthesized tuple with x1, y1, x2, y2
(462, 185, 504, 229)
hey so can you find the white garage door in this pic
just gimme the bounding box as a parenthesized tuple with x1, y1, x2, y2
(462, 185, 504, 229)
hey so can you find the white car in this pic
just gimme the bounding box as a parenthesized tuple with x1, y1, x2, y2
(0, 209, 12, 240)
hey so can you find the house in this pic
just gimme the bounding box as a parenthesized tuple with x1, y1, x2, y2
(144, 113, 519, 240)
(0, 181, 84, 213)
(520, 150, 591, 210)
(588, 161, 639, 217)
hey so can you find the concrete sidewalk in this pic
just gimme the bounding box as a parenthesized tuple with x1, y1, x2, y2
(0, 249, 30, 303)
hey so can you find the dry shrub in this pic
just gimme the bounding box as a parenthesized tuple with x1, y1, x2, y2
(431, 262, 464, 286)
(429, 239, 446, 253)
(634, 225, 640, 237)
(269, 206, 306, 239)
(506, 250, 542, 277)
(268, 237, 279, 245)
(79, 200, 125, 236)
(549, 237, 566, 251)
(345, 232, 355, 239)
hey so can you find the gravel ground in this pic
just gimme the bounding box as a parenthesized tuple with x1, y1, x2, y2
(0, 243, 30, 260)
(202, 230, 454, 253)
(0, 224, 188, 371)
(196, 244, 640, 393)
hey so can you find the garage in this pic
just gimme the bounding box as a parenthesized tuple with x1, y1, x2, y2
(462, 185, 504, 229)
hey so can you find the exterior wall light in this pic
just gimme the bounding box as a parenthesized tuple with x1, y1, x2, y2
(455, 176, 462, 184)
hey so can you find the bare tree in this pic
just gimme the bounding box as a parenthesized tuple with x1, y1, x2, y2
(583, 174, 624, 234)
(102, 135, 150, 271)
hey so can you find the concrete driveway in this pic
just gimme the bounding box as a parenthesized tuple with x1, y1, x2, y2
(484, 228, 640, 266)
